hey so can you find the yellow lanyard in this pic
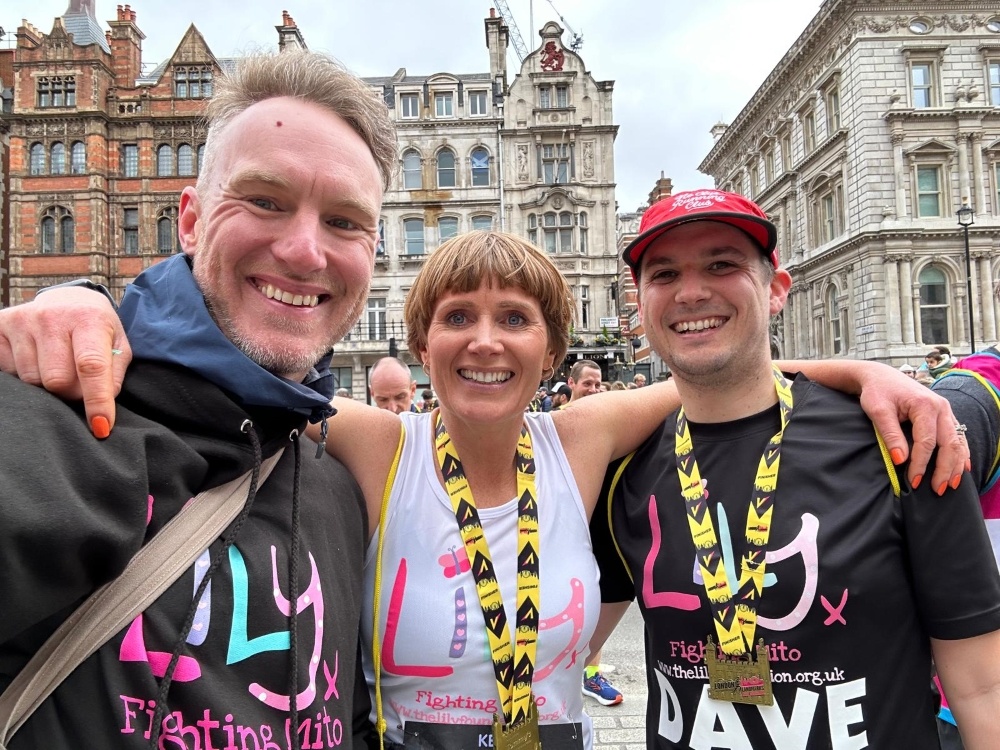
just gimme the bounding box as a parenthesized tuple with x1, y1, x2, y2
(674, 366, 793, 656)
(434, 414, 540, 726)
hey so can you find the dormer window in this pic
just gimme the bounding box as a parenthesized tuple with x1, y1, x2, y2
(175, 66, 213, 99)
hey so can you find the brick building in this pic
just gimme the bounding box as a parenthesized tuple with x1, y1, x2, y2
(1, 3, 624, 393)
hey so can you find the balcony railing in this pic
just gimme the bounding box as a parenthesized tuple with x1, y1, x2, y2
(342, 319, 409, 344)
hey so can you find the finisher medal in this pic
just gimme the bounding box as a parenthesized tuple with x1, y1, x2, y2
(493, 698, 541, 750)
(705, 636, 774, 706)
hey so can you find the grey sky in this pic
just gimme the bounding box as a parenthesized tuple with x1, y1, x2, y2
(6, 0, 820, 211)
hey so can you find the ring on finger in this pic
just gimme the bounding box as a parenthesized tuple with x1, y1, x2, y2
(955, 423, 968, 434)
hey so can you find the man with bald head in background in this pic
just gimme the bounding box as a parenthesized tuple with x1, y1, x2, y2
(368, 356, 418, 413)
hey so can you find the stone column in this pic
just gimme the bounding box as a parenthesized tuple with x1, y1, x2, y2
(955, 281, 970, 347)
(977, 252, 996, 343)
(883, 255, 902, 344)
(957, 132, 971, 206)
(899, 255, 916, 345)
(892, 133, 907, 218)
(971, 132, 986, 214)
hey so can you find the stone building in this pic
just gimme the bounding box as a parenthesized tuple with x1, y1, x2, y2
(1, 2, 622, 393)
(699, 0, 1000, 365)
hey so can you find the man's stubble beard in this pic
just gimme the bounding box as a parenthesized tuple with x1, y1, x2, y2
(193, 242, 369, 380)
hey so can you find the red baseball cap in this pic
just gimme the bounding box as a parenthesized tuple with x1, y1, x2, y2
(623, 189, 778, 274)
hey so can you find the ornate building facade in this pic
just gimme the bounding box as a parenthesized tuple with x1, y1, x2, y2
(699, 0, 1000, 365)
(1, 3, 621, 393)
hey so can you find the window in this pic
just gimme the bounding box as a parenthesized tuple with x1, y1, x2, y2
(177, 144, 195, 176)
(157, 145, 174, 176)
(434, 92, 453, 117)
(469, 90, 488, 116)
(331, 367, 353, 394)
(40, 206, 74, 253)
(811, 178, 844, 245)
(802, 112, 816, 155)
(470, 147, 490, 186)
(541, 211, 575, 254)
(995, 164, 1000, 213)
(376, 219, 386, 257)
(911, 62, 934, 108)
(472, 215, 493, 231)
(404, 218, 424, 255)
(780, 133, 792, 171)
(750, 166, 760, 197)
(438, 217, 458, 242)
(366, 298, 386, 340)
(37, 76, 75, 107)
(542, 143, 570, 183)
(579, 285, 590, 329)
(400, 93, 420, 119)
(197, 144, 206, 174)
(437, 149, 456, 188)
(579, 211, 588, 253)
(826, 286, 843, 355)
(123, 208, 139, 255)
(919, 265, 949, 344)
(174, 66, 213, 99)
(826, 87, 841, 132)
(528, 214, 538, 245)
(556, 85, 568, 108)
(71, 141, 86, 174)
(990, 62, 1000, 105)
(50, 142, 66, 175)
(157, 207, 180, 254)
(539, 86, 551, 109)
(122, 144, 139, 177)
(402, 149, 422, 190)
(916, 166, 941, 217)
(29, 143, 45, 175)
(764, 148, 775, 185)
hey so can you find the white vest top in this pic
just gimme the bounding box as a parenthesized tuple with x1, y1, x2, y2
(362, 411, 599, 748)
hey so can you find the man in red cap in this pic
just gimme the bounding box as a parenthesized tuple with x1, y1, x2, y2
(592, 189, 1000, 748)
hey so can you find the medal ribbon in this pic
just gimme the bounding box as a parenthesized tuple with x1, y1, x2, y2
(434, 414, 540, 726)
(674, 365, 793, 656)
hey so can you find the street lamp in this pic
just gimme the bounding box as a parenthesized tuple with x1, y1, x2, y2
(957, 203, 976, 354)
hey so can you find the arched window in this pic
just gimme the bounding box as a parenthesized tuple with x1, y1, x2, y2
(404, 218, 425, 255)
(71, 141, 86, 174)
(177, 144, 195, 176)
(470, 147, 490, 187)
(50, 142, 66, 175)
(402, 149, 422, 190)
(157, 144, 174, 176)
(157, 207, 180, 254)
(919, 265, 949, 344)
(40, 206, 74, 253)
(827, 286, 842, 355)
(472, 215, 493, 231)
(197, 144, 206, 174)
(30, 143, 46, 175)
(437, 149, 456, 188)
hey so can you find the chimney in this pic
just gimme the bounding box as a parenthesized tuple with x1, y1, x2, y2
(485, 8, 509, 96)
(276, 10, 307, 51)
(648, 172, 673, 206)
(710, 121, 728, 142)
(108, 2, 144, 88)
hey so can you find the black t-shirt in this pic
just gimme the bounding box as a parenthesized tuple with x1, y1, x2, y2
(592, 376, 1000, 749)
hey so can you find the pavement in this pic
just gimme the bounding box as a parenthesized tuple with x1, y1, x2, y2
(582, 602, 649, 750)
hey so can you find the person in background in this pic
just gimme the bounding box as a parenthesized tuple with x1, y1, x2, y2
(924, 347, 957, 380)
(611, 381, 627, 391)
(550, 383, 573, 411)
(632, 373, 647, 387)
(336, 386, 352, 398)
(567, 360, 603, 402)
(369, 356, 418, 413)
(417, 388, 438, 413)
(899, 363, 917, 378)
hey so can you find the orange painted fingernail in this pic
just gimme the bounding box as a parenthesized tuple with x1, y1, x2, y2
(912, 474, 923, 489)
(91, 416, 110, 439)
(936, 481, 947, 496)
(950, 474, 962, 490)
(890, 448, 905, 465)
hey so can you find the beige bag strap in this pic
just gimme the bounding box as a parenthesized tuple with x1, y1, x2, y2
(0, 449, 284, 747)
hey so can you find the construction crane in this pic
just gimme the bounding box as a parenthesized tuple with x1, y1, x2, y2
(545, 0, 583, 51)
(491, 0, 530, 63)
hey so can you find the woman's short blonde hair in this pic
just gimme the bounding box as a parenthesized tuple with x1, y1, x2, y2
(405, 231, 573, 366)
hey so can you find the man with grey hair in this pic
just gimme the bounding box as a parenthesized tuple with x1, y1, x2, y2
(0, 49, 395, 749)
